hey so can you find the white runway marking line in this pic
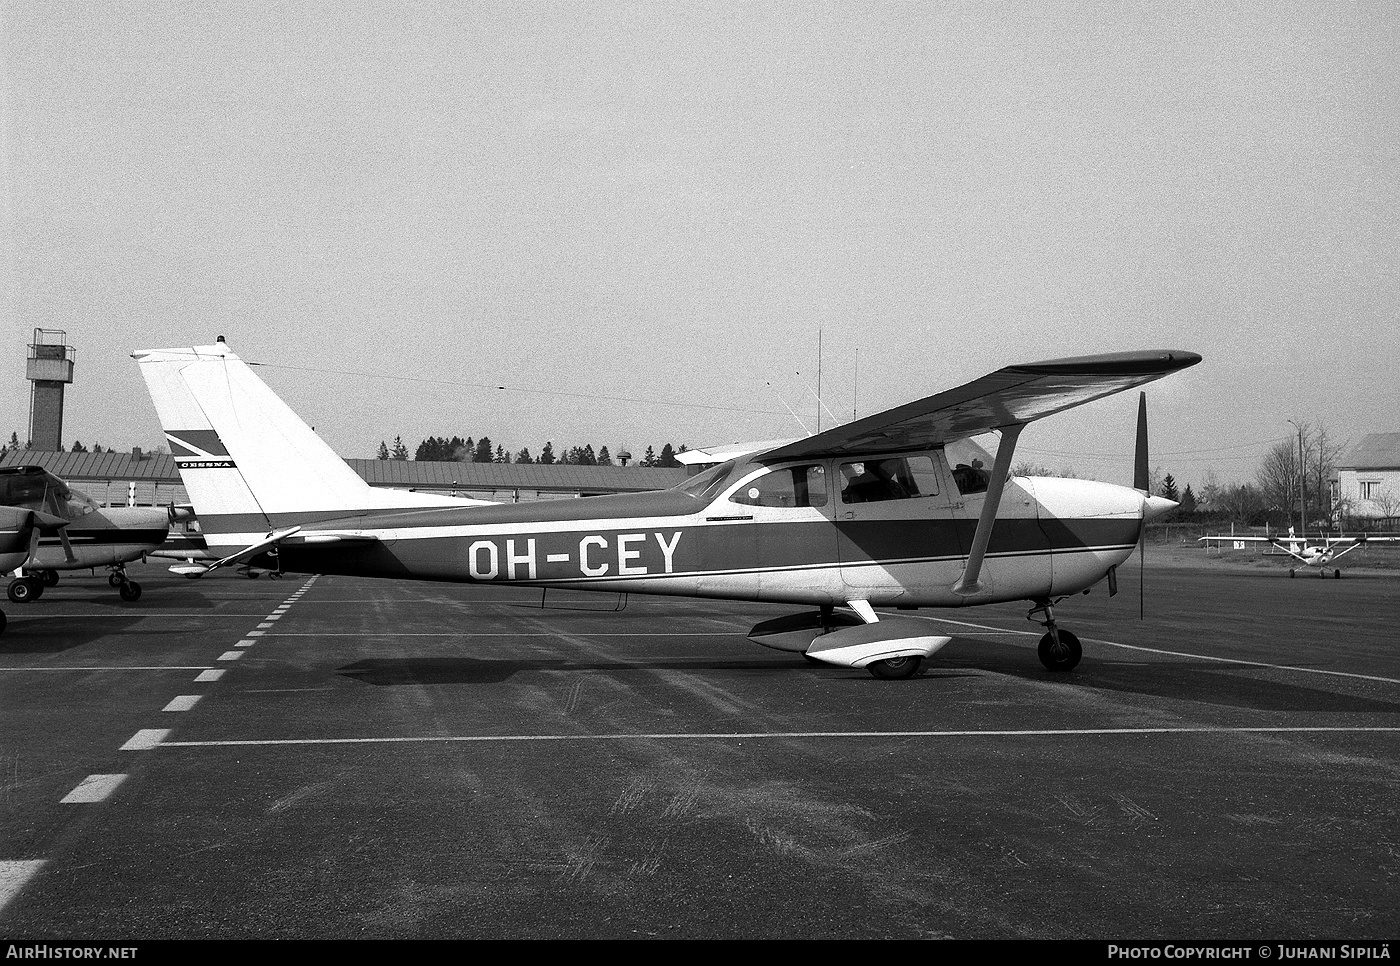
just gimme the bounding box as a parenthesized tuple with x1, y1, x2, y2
(235, 639, 256, 647)
(121, 729, 169, 751)
(157, 725, 1400, 749)
(910, 614, 1400, 686)
(60, 774, 128, 804)
(0, 860, 45, 914)
(217, 650, 243, 662)
(164, 695, 202, 712)
(194, 669, 225, 682)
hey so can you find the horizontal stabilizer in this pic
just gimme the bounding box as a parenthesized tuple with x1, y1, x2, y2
(805, 617, 952, 669)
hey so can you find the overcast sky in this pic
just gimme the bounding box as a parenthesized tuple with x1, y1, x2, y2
(3, 1, 1396, 487)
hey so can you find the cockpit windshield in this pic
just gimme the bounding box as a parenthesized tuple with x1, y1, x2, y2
(671, 460, 738, 503)
(0, 468, 98, 519)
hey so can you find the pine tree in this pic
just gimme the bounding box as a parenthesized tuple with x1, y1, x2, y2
(659, 443, 678, 467)
(71, 441, 87, 452)
(597, 446, 612, 466)
(1180, 484, 1198, 514)
(377, 441, 390, 460)
(474, 436, 494, 463)
(1160, 474, 1180, 503)
(515, 447, 533, 464)
(391, 436, 409, 461)
(494, 445, 509, 463)
(642, 446, 657, 467)
(539, 442, 555, 465)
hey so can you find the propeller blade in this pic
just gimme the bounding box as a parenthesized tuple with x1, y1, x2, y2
(1136, 391, 1148, 618)
(1134, 391, 1149, 492)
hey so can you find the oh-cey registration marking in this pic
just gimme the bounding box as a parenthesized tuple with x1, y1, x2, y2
(466, 531, 684, 580)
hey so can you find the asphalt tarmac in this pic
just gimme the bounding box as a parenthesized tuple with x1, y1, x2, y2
(1, 558, 1397, 940)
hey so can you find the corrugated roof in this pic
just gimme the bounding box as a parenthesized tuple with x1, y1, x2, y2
(0, 449, 178, 480)
(0, 449, 689, 493)
(1338, 434, 1400, 470)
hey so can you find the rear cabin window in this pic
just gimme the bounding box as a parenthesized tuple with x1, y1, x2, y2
(730, 465, 828, 508)
(839, 455, 939, 504)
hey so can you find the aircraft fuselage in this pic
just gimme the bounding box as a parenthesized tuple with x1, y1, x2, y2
(197, 455, 1147, 609)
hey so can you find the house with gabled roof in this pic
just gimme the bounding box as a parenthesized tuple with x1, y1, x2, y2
(1334, 433, 1400, 519)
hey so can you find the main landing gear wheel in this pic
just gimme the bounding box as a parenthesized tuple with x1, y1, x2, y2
(1334, 569, 1341, 579)
(1037, 630, 1082, 672)
(119, 581, 142, 602)
(108, 572, 124, 587)
(7, 578, 41, 604)
(867, 656, 923, 680)
(38, 570, 59, 587)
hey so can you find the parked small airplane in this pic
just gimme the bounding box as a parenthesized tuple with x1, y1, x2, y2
(133, 338, 1199, 677)
(1198, 527, 1400, 578)
(0, 505, 39, 634)
(0, 465, 172, 603)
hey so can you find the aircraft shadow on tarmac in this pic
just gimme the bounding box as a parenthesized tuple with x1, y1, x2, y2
(0, 615, 149, 654)
(334, 655, 923, 686)
(333, 635, 1398, 712)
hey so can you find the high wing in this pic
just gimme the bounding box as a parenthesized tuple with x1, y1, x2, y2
(758, 350, 1202, 462)
(751, 349, 1200, 598)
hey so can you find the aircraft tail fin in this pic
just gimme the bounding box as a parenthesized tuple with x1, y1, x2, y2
(132, 339, 488, 542)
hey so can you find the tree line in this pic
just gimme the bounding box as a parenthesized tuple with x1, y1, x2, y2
(376, 435, 688, 468)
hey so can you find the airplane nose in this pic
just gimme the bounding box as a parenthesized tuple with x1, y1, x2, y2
(1142, 495, 1178, 521)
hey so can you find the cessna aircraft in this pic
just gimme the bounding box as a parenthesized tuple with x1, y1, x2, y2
(133, 339, 1199, 677)
(1198, 528, 1400, 578)
(0, 506, 38, 634)
(0, 465, 172, 603)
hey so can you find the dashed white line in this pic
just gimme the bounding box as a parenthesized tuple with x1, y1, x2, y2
(163, 695, 203, 712)
(0, 861, 45, 914)
(194, 669, 225, 682)
(60, 774, 128, 803)
(217, 651, 243, 661)
(120, 729, 170, 751)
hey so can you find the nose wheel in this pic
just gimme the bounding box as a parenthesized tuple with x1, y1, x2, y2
(1029, 599, 1082, 671)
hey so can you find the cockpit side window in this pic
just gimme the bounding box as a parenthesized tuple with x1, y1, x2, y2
(945, 438, 995, 495)
(730, 464, 828, 508)
(839, 455, 938, 504)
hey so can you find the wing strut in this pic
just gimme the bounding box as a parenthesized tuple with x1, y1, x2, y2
(952, 423, 1025, 597)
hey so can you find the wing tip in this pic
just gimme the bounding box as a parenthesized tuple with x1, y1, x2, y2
(1011, 349, 1202, 377)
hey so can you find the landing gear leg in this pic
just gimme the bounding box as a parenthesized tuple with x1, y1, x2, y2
(1029, 598, 1081, 672)
(108, 564, 143, 602)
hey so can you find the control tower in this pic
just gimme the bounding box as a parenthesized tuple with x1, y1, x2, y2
(26, 328, 75, 451)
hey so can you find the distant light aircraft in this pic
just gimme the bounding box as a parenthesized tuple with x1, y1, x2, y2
(1198, 527, 1400, 578)
(0, 465, 172, 604)
(133, 339, 1199, 677)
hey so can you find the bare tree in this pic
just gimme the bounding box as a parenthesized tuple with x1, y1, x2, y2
(1257, 422, 1346, 525)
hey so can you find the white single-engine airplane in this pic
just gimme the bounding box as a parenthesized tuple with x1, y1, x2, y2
(0, 465, 174, 603)
(133, 339, 1199, 677)
(1198, 528, 1400, 578)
